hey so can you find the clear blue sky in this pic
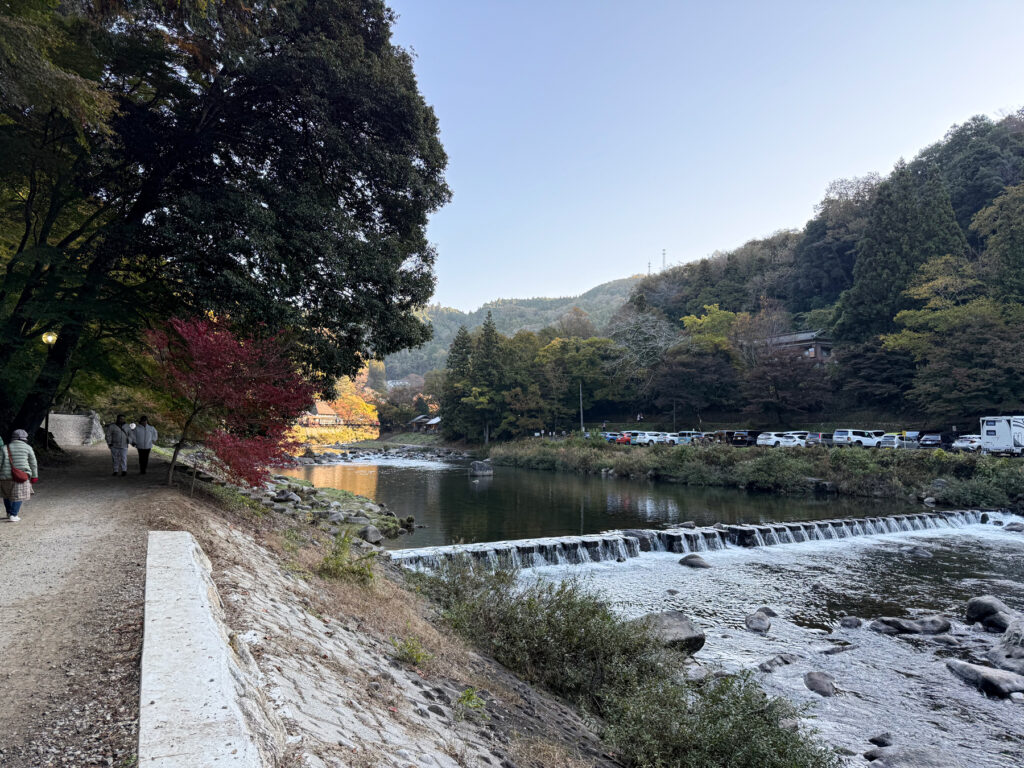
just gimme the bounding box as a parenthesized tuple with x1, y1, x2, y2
(387, 0, 1023, 311)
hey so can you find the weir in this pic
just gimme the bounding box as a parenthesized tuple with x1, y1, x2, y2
(388, 509, 997, 570)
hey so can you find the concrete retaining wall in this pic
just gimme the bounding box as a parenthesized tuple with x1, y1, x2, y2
(139, 531, 283, 766)
(49, 413, 104, 447)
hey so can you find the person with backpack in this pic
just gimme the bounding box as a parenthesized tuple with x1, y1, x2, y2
(2, 429, 39, 522)
(105, 414, 132, 477)
(131, 415, 158, 475)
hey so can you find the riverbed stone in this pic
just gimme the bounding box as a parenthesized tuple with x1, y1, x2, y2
(1005, 521, 1024, 532)
(678, 554, 711, 569)
(839, 616, 862, 628)
(987, 617, 1024, 675)
(946, 659, 1024, 697)
(645, 611, 705, 654)
(869, 616, 951, 635)
(346, 515, 372, 525)
(758, 653, 798, 673)
(868, 733, 894, 747)
(966, 595, 1016, 632)
(469, 461, 493, 477)
(863, 746, 946, 767)
(357, 525, 384, 545)
(803, 671, 836, 697)
(745, 611, 771, 634)
(756, 606, 779, 617)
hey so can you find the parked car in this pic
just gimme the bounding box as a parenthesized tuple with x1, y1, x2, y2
(917, 433, 947, 449)
(784, 431, 809, 440)
(756, 432, 785, 447)
(631, 431, 666, 446)
(979, 416, 1024, 455)
(731, 430, 762, 446)
(669, 430, 703, 445)
(951, 434, 983, 452)
(601, 431, 621, 443)
(832, 429, 883, 447)
(879, 432, 915, 449)
(778, 434, 806, 447)
(804, 432, 833, 447)
(615, 432, 635, 445)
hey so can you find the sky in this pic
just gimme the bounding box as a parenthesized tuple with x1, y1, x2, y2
(387, 1, 1024, 311)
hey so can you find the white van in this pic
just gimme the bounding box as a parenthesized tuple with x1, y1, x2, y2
(979, 416, 1024, 455)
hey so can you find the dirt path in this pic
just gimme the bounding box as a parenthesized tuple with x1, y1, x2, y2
(0, 445, 180, 767)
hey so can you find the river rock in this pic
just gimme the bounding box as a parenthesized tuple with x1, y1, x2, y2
(745, 611, 771, 634)
(987, 617, 1024, 675)
(646, 611, 705, 654)
(680, 520, 696, 528)
(1005, 521, 1024, 532)
(868, 733, 894, 747)
(966, 595, 1016, 632)
(678, 554, 712, 569)
(863, 746, 946, 767)
(803, 671, 836, 697)
(946, 659, 1024, 697)
(758, 653, 798, 673)
(839, 616, 863, 628)
(357, 525, 384, 545)
(757, 606, 779, 617)
(468, 461, 493, 477)
(346, 515, 372, 525)
(869, 616, 951, 635)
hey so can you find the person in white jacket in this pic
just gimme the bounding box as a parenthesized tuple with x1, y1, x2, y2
(105, 414, 132, 476)
(131, 415, 158, 475)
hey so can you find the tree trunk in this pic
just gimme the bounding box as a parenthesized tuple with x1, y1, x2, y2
(10, 328, 79, 439)
(167, 441, 183, 486)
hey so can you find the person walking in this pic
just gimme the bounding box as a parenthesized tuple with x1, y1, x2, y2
(131, 416, 158, 475)
(105, 414, 132, 477)
(1, 429, 39, 522)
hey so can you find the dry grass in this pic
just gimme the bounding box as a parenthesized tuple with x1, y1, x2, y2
(508, 736, 594, 768)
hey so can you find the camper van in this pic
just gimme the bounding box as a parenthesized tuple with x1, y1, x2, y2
(979, 416, 1024, 455)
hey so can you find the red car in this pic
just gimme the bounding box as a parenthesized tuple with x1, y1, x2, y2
(615, 432, 635, 444)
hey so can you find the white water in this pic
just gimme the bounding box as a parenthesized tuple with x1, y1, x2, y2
(524, 521, 1024, 767)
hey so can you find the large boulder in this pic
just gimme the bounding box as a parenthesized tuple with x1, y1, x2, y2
(645, 611, 705, 654)
(357, 525, 384, 545)
(745, 611, 771, 634)
(869, 616, 951, 635)
(946, 659, 1024, 698)
(803, 671, 836, 697)
(1004, 521, 1024, 532)
(469, 461, 493, 477)
(966, 595, 1017, 632)
(839, 616, 863, 629)
(678, 554, 711, 569)
(758, 653, 798, 673)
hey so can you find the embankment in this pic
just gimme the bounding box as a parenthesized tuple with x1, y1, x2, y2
(488, 439, 1024, 507)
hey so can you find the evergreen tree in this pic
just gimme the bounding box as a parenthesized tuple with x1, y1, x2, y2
(440, 326, 475, 440)
(834, 163, 966, 342)
(972, 184, 1024, 303)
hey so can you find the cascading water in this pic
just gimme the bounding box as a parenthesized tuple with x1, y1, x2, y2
(388, 509, 1011, 570)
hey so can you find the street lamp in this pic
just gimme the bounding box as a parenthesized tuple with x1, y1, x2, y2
(42, 331, 58, 445)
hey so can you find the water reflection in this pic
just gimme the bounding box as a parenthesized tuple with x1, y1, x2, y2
(283, 460, 917, 549)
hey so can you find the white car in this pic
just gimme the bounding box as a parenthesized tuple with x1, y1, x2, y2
(832, 429, 883, 447)
(951, 434, 982, 453)
(631, 431, 666, 446)
(756, 432, 785, 447)
(668, 430, 702, 445)
(778, 434, 806, 447)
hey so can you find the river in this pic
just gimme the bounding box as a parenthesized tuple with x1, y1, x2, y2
(283, 455, 915, 550)
(286, 453, 1024, 766)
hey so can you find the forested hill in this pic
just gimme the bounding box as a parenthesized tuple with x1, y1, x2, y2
(385, 276, 641, 378)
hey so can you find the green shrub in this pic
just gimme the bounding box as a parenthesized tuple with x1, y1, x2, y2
(317, 530, 375, 584)
(454, 687, 488, 721)
(424, 558, 838, 768)
(736, 451, 813, 492)
(390, 635, 432, 667)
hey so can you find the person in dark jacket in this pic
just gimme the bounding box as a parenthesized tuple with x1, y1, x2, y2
(1, 429, 39, 521)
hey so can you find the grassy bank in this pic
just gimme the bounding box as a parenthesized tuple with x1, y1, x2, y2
(419, 559, 840, 768)
(488, 439, 1024, 507)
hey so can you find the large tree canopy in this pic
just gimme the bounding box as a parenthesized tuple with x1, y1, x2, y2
(0, 0, 449, 435)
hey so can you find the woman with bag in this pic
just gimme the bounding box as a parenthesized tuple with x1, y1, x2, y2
(2, 429, 39, 522)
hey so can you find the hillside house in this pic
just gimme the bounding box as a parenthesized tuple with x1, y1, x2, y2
(766, 330, 833, 361)
(301, 400, 342, 426)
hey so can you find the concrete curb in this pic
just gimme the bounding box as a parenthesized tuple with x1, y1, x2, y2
(139, 531, 274, 766)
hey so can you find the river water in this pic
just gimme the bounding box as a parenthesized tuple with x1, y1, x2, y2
(283, 456, 915, 550)
(284, 456, 1024, 765)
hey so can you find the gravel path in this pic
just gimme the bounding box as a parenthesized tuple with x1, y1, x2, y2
(0, 445, 175, 767)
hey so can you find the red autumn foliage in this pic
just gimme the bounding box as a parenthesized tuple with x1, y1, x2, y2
(148, 316, 314, 485)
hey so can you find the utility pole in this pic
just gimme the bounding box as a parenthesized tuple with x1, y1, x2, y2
(647, 259, 651, 275)
(579, 380, 584, 434)
(662, 248, 666, 271)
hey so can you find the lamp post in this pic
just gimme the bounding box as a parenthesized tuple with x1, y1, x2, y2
(42, 331, 58, 445)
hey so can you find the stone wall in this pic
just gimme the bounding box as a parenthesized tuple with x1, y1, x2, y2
(48, 413, 105, 447)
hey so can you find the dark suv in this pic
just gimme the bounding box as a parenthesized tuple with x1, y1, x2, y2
(805, 432, 833, 447)
(731, 430, 762, 446)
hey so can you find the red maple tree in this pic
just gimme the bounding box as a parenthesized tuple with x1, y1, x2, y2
(148, 317, 314, 485)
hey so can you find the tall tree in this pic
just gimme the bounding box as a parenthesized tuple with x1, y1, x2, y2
(972, 183, 1024, 303)
(834, 163, 966, 342)
(0, 0, 449, 436)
